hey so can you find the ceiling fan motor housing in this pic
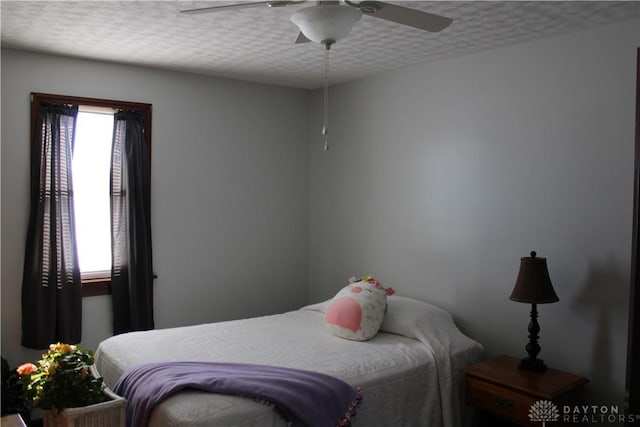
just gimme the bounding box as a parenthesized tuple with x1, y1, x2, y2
(290, 5, 362, 45)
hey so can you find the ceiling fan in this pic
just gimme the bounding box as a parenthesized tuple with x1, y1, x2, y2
(181, 1, 452, 151)
(180, 1, 453, 49)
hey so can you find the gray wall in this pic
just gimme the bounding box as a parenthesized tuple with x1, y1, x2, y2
(309, 20, 639, 405)
(1, 50, 310, 366)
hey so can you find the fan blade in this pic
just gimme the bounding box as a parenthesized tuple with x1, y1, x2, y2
(295, 32, 311, 44)
(180, 1, 303, 15)
(345, 1, 452, 32)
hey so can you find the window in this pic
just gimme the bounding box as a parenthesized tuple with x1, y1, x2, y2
(73, 109, 114, 280)
(23, 92, 154, 345)
(29, 93, 152, 297)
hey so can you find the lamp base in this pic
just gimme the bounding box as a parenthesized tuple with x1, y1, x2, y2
(517, 303, 548, 373)
(518, 356, 547, 373)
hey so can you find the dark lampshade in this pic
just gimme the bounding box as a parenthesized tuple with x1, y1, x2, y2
(510, 251, 559, 304)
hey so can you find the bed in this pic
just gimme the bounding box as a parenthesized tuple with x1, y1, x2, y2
(95, 295, 483, 427)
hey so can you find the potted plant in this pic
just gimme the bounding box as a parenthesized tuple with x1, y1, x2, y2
(16, 343, 125, 427)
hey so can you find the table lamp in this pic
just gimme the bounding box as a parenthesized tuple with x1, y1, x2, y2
(509, 251, 559, 373)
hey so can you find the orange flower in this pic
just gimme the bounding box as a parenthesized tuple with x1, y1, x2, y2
(17, 362, 38, 376)
(51, 343, 73, 353)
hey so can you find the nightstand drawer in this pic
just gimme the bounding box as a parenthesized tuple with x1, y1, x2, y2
(464, 356, 588, 427)
(466, 377, 535, 425)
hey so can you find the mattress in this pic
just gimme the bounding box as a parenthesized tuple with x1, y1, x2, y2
(95, 296, 483, 427)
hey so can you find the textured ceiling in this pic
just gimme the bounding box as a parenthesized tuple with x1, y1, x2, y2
(2, 1, 639, 89)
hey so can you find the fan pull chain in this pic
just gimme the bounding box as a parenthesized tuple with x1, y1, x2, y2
(322, 46, 330, 151)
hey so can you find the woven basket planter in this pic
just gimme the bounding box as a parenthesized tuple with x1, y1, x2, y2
(42, 387, 125, 427)
(42, 368, 125, 427)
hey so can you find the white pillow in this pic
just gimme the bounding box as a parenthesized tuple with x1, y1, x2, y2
(324, 277, 394, 341)
(380, 295, 453, 339)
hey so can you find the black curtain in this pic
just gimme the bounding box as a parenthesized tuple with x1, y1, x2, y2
(21, 103, 82, 349)
(110, 110, 154, 334)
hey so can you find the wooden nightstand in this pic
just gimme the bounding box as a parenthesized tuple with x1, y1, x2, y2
(463, 355, 589, 426)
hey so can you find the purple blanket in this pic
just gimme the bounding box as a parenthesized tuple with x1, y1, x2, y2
(113, 361, 362, 427)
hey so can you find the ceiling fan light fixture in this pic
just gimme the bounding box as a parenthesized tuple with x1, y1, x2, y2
(290, 5, 361, 45)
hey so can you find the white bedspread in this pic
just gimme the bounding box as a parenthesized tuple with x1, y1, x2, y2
(95, 297, 482, 427)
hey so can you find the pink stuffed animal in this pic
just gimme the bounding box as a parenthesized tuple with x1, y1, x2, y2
(324, 276, 395, 341)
